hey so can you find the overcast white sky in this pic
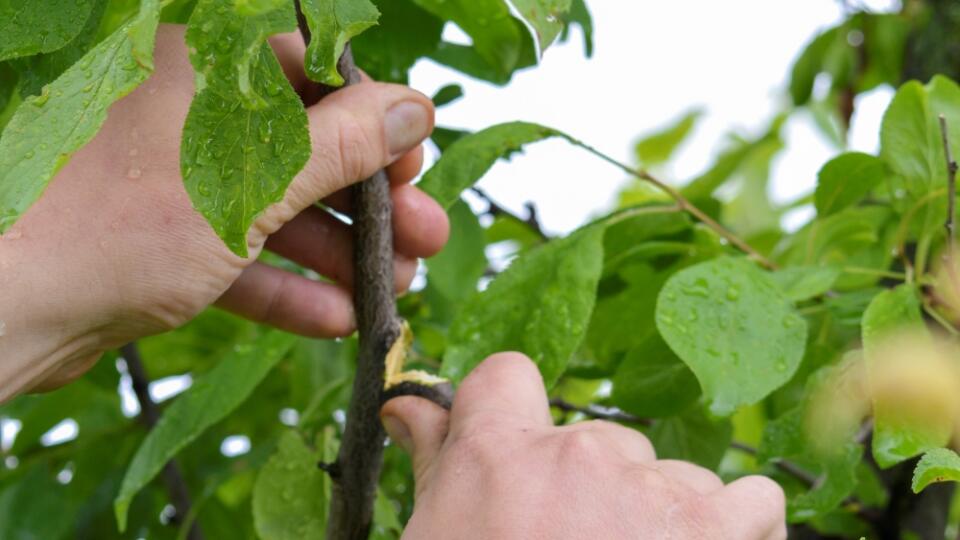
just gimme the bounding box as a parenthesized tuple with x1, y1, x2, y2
(410, 0, 902, 234)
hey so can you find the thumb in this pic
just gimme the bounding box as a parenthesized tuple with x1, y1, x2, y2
(381, 395, 449, 496)
(281, 82, 434, 213)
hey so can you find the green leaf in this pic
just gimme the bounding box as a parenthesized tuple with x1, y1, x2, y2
(352, 0, 443, 84)
(862, 284, 926, 350)
(426, 200, 487, 301)
(759, 407, 861, 522)
(0, 0, 162, 233)
(419, 121, 561, 209)
(253, 429, 335, 539)
(412, 0, 530, 79)
(0, 465, 76, 540)
(862, 285, 949, 469)
(371, 489, 403, 540)
(601, 207, 690, 271)
(656, 257, 808, 416)
(912, 448, 960, 493)
(138, 308, 258, 378)
(182, 1, 310, 257)
(1, 379, 122, 454)
(0, 63, 16, 117)
(648, 406, 732, 470)
(431, 84, 464, 108)
(770, 266, 841, 302)
(510, 0, 572, 51)
(114, 330, 297, 531)
(12, 0, 108, 98)
(430, 125, 470, 153)
(186, 0, 297, 101)
(633, 109, 703, 166)
(301, 0, 380, 86)
(814, 152, 886, 216)
(789, 27, 841, 106)
(782, 206, 894, 290)
(611, 335, 700, 418)
(442, 224, 605, 388)
(583, 264, 672, 374)
(880, 77, 960, 238)
(0, 0, 97, 61)
(558, 0, 592, 57)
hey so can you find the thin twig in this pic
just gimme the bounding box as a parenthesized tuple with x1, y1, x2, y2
(728, 441, 821, 487)
(940, 114, 957, 251)
(564, 137, 778, 270)
(549, 398, 652, 426)
(470, 187, 550, 241)
(120, 343, 203, 540)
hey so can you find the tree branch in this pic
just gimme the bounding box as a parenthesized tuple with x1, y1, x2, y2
(565, 138, 778, 270)
(330, 52, 398, 540)
(294, 12, 399, 539)
(120, 343, 203, 540)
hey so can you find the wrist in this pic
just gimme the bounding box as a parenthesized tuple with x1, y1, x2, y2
(0, 234, 110, 401)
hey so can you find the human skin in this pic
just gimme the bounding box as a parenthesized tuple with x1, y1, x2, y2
(382, 353, 787, 540)
(0, 25, 786, 537)
(0, 25, 449, 399)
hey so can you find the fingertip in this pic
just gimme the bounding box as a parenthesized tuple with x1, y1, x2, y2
(393, 185, 450, 258)
(387, 145, 425, 185)
(381, 395, 450, 484)
(453, 352, 552, 429)
(714, 475, 786, 538)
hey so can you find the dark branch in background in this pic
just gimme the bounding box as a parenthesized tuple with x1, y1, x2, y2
(470, 187, 550, 241)
(120, 343, 203, 540)
(549, 398, 651, 426)
(294, 11, 399, 540)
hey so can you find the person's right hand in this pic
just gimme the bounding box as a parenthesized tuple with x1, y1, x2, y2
(381, 353, 787, 540)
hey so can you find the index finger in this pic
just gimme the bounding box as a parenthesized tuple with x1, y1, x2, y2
(450, 352, 553, 433)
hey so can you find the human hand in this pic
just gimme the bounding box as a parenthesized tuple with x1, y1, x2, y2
(381, 353, 787, 540)
(0, 25, 448, 398)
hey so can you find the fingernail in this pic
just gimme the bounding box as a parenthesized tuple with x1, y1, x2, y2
(382, 414, 413, 453)
(385, 101, 430, 157)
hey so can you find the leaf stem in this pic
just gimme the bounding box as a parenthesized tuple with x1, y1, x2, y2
(564, 137, 778, 270)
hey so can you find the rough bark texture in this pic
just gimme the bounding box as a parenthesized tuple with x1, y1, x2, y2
(120, 343, 203, 540)
(310, 46, 401, 540)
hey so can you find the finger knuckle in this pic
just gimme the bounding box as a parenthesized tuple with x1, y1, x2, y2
(555, 429, 604, 464)
(336, 115, 374, 182)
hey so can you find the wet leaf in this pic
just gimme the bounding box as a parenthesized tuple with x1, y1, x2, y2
(656, 257, 807, 416)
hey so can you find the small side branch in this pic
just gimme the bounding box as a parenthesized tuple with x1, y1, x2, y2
(120, 343, 203, 540)
(564, 138, 777, 270)
(939, 114, 957, 250)
(549, 398, 652, 426)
